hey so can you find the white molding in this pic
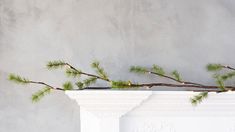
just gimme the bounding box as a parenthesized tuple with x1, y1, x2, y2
(65, 90, 152, 132)
(65, 90, 235, 132)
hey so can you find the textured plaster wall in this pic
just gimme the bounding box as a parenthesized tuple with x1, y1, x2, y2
(0, 0, 235, 131)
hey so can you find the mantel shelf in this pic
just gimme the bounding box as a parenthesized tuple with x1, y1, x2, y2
(65, 90, 235, 132)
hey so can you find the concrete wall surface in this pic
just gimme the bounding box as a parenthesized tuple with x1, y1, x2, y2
(0, 0, 235, 131)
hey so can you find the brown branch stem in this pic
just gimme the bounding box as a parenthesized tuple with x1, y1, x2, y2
(65, 63, 110, 82)
(148, 71, 204, 86)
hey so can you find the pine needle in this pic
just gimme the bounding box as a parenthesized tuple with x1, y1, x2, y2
(62, 81, 73, 90)
(129, 66, 148, 74)
(190, 92, 208, 106)
(47, 60, 66, 69)
(83, 77, 97, 87)
(91, 61, 108, 80)
(152, 64, 165, 75)
(75, 82, 84, 89)
(66, 68, 81, 78)
(8, 74, 30, 84)
(31, 87, 51, 102)
(111, 80, 133, 88)
(171, 70, 182, 81)
(207, 64, 223, 71)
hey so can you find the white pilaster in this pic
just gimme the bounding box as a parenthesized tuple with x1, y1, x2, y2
(65, 90, 152, 132)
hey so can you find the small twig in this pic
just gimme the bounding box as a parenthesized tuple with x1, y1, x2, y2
(131, 83, 235, 91)
(148, 71, 204, 86)
(65, 63, 110, 82)
(28, 81, 64, 91)
(222, 65, 235, 71)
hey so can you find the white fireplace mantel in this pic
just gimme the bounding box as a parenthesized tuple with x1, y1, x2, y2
(65, 90, 235, 132)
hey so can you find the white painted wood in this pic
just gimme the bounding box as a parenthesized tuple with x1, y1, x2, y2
(66, 90, 152, 132)
(66, 90, 235, 132)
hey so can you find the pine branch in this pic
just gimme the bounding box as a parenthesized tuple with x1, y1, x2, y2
(207, 64, 223, 71)
(130, 65, 203, 86)
(190, 92, 208, 106)
(171, 70, 182, 82)
(62, 81, 73, 90)
(31, 86, 51, 102)
(47, 60, 67, 69)
(8, 74, 30, 84)
(48, 61, 110, 82)
(129, 66, 148, 74)
(66, 68, 81, 78)
(111, 80, 134, 88)
(91, 61, 109, 81)
(221, 71, 235, 81)
(207, 63, 235, 71)
(83, 77, 97, 87)
(152, 64, 165, 75)
(75, 81, 84, 89)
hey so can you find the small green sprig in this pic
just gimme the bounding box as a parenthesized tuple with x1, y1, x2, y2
(129, 66, 148, 74)
(152, 64, 165, 75)
(32, 86, 51, 102)
(171, 70, 182, 82)
(8, 74, 30, 84)
(47, 60, 67, 69)
(221, 72, 235, 81)
(91, 61, 109, 80)
(190, 92, 208, 106)
(83, 77, 97, 87)
(66, 68, 81, 78)
(63, 81, 73, 90)
(207, 64, 223, 71)
(111, 80, 133, 88)
(75, 82, 84, 89)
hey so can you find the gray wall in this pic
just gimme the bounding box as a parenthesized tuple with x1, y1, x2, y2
(0, 0, 235, 131)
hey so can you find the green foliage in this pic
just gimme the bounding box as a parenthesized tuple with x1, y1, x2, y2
(83, 77, 97, 87)
(8, 74, 30, 84)
(66, 68, 81, 78)
(129, 66, 148, 74)
(190, 92, 208, 106)
(63, 81, 73, 90)
(31, 87, 51, 102)
(75, 82, 84, 89)
(207, 64, 223, 71)
(111, 80, 133, 88)
(152, 64, 165, 75)
(215, 76, 225, 91)
(47, 60, 66, 69)
(221, 72, 235, 81)
(171, 70, 182, 81)
(91, 61, 108, 80)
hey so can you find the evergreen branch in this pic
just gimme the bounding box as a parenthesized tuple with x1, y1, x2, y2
(190, 92, 208, 106)
(8, 74, 30, 84)
(62, 81, 73, 90)
(221, 72, 235, 81)
(215, 77, 226, 91)
(31, 86, 51, 102)
(207, 64, 223, 71)
(47, 60, 67, 69)
(75, 81, 84, 89)
(127, 82, 235, 91)
(111, 80, 134, 88)
(66, 68, 81, 78)
(83, 77, 97, 87)
(130, 65, 203, 86)
(65, 62, 110, 82)
(152, 64, 165, 75)
(171, 70, 182, 82)
(207, 64, 235, 71)
(130, 66, 148, 74)
(91, 61, 109, 81)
